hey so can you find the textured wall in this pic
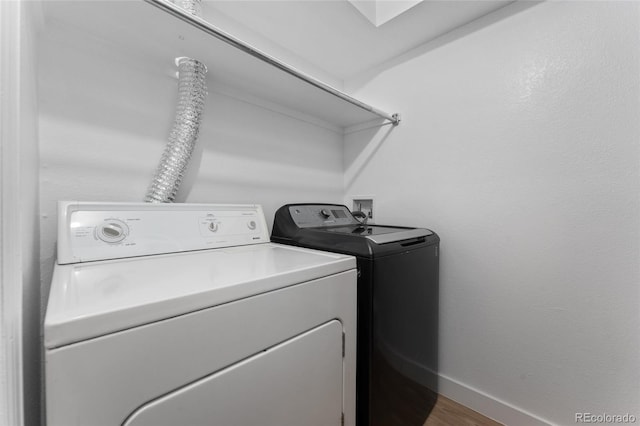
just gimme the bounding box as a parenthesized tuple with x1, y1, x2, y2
(345, 2, 640, 424)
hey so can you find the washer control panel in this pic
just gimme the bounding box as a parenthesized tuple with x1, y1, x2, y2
(288, 204, 358, 228)
(57, 202, 269, 264)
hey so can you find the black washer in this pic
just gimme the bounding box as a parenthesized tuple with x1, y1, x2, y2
(272, 203, 439, 426)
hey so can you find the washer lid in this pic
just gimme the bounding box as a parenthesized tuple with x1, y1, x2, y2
(323, 225, 432, 244)
(44, 243, 355, 349)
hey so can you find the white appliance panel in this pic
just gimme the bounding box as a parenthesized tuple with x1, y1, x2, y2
(45, 242, 354, 348)
(45, 270, 357, 426)
(45, 202, 358, 426)
(125, 321, 343, 426)
(57, 202, 271, 264)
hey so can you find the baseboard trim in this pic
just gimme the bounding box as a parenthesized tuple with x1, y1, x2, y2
(438, 373, 554, 426)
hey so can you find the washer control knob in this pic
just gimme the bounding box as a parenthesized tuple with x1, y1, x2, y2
(320, 209, 331, 218)
(247, 220, 257, 230)
(208, 222, 219, 232)
(97, 220, 128, 244)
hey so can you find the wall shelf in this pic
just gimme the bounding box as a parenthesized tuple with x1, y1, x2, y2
(43, 0, 400, 130)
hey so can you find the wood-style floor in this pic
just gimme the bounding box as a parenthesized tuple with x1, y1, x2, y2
(369, 347, 501, 426)
(423, 395, 503, 426)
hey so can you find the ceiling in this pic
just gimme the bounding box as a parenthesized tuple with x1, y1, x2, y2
(204, 0, 513, 81)
(347, 0, 425, 27)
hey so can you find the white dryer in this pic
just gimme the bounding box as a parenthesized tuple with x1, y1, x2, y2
(44, 202, 357, 426)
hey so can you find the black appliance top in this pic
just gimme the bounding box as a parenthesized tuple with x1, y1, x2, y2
(324, 225, 408, 235)
(271, 203, 439, 258)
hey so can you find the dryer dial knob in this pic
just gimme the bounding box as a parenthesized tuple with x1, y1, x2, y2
(97, 220, 128, 244)
(320, 209, 331, 218)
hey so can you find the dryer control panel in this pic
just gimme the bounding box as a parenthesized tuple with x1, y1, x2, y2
(57, 202, 269, 264)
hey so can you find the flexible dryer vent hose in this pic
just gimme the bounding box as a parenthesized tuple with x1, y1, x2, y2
(145, 0, 207, 203)
(172, 0, 202, 15)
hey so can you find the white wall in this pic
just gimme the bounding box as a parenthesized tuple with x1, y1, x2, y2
(200, 1, 343, 90)
(0, 1, 42, 426)
(38, 15, 344, 317)
(345, 2, 640, 425)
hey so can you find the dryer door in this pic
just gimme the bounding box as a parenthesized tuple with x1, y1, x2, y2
(124, 320, 344, 426)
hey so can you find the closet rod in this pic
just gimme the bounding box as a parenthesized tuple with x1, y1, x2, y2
(144, 0, 401, 126)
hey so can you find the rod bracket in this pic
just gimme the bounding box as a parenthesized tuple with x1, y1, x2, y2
(391, 113, 401, 126)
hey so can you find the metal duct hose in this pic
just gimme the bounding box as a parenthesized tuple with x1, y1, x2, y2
(172, 0, 202, 16)
(145, 0, 207, 203)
